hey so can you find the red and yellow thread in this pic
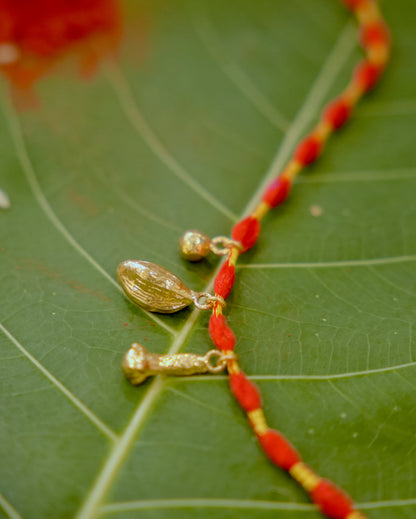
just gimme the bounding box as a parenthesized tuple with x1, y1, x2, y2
(208, 1, 390, 517)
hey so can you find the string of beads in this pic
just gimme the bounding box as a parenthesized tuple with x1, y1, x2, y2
(208, 1, 390, 518)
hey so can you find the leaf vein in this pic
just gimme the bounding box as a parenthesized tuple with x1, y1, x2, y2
(99, 497, 416, 514)
(104, 63, 238, 222)
(238, 255, 416, 269)
(297, 167, 416, 184)
(0, 87, 175, 337)
(178, 360, 416, 382)
(0, 494, 23, 519)
(192, 10, 290, 132)
(0, 322, 117, 442)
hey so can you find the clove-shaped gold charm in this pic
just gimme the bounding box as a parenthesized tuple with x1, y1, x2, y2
(117, 260, 224, 313)
(122, 343, 235, 385)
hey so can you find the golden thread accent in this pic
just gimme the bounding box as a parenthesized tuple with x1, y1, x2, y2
(228, 246, 240, 267)
(368, 45, 389, 66)
(214, 304, 223, 317)
(346, 512, 367, 519)
(227, 359, 241, 375)
(251, 201, 270, 221)
(247, 409, 269, 436)
(357, 2, 381, 25)
(282, 160, 302, 182)
(343, 81, 364, 105)
(289, 462, 321, 492)
(314, 120, 333, 142)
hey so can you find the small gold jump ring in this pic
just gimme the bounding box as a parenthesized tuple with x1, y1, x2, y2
(193, 293, 226, 310)
(209, 236, 242, 256)
(203, 350, 237, 373)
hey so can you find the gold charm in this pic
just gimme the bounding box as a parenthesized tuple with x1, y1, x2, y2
(179, 229, 242, 262)
(117, 260, 224, 313)
(178, 229, 211, 261)
(122, 343, 236, 385)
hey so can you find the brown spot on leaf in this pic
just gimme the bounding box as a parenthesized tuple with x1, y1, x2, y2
(67, 188, 100, 217)
(18, 258, 110, 302)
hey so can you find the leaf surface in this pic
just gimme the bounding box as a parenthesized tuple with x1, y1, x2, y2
(1, 1, 416, 518)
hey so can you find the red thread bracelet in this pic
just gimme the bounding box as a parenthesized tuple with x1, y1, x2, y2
(208, 1, 390, 517)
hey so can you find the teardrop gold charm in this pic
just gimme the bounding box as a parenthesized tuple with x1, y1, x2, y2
(117, 260, 196, 313)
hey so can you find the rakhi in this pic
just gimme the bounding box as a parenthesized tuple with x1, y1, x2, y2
(116, 1, 391, 518)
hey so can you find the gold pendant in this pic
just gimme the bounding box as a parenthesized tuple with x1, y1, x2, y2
(117, 260, 224, 313)
(122, 343, 236, 385)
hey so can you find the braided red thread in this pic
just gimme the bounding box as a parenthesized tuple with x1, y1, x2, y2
(294, 135, 323, 166)
(205, 1, 390, 518)
(360, 21, 390, 48)
(262, 176, 292, 208)
(231, 216, 260, 252)
(354, 60, 383, 92)
(324, 98, 351, 130)
(214, 261, 235, 299)
(229, 372, 262, 412)
(258, 429, 301, 471)
(310, 480, 355, 519)
(209, 313, 236, 351)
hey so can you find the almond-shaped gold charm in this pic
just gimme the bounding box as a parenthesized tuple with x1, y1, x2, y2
(117, 260, 196, 313)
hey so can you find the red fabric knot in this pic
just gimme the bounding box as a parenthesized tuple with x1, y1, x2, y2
(324, 98, 351, 129)
(232, 216, 260, 252)
(360, 21, 390, 48)
(214, 262, 235, 299)
(354, 60, 383, 92)
(310, 479, 355, 519)
(258, 429, 301, 471)
(230, 372, 262, 412)
(262, 176, 292, 208)
(209, 313, 236, 351)
(294, 136, 323, 166)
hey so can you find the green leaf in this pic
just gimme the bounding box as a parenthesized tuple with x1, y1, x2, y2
(1, 1, 416, 518)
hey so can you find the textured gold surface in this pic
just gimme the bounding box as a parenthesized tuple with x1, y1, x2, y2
(117, 260, 194, 313)
(122, 344, 233, 385)
(179, 230, 211, 261)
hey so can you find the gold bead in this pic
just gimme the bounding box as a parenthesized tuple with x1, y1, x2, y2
(179, 230, 211, 262)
